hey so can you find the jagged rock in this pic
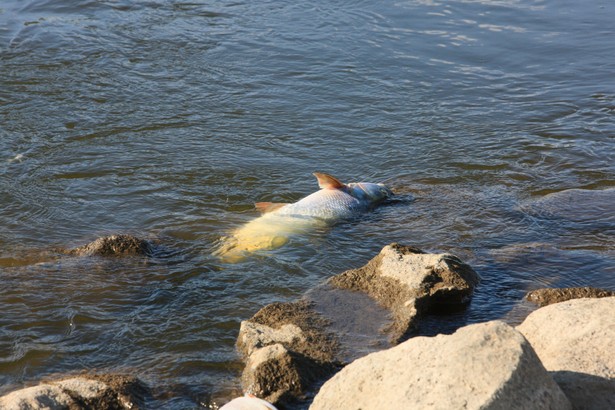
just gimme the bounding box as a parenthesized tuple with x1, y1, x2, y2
(328, 243, 480, 342)
(237, 322, 306, 358)
(68, 234, 153, 257)
(526, 287, 615, 307)
(238, 301, 337, 363)
(0, 374, 147, 410)
(517, 297, 615, 409)
(236, 245, 481, 405)
(310, 321, 571, 410)
(237, 300, 340, 406)
(241, 343, 337, 405)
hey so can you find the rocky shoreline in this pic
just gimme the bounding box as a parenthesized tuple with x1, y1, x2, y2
(2, 237, 614, 409)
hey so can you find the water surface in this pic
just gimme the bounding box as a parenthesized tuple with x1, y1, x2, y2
(1, 0, 614, 407)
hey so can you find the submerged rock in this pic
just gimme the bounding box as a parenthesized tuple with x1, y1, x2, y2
(521, 188, 615, 223)
(310, 321, 570, 410)
(328, 243, 480, 342)
(525, 287, 615, 307)
(517, 297, 615, 410)
(67, 234, 154, 257)
(237, 300, 340, 406)
(0, 374, 147, 410)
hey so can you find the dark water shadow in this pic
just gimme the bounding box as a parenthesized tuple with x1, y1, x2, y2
(304, 284, 392, 364)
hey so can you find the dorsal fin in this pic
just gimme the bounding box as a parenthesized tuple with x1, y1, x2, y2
(313, 172, 345, 189)
(255, 202, 289, 214)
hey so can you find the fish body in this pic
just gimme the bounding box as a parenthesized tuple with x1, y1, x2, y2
(215, 173, 392, 262)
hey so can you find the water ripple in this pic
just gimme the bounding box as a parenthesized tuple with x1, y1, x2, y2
(1, 0, 615, 406)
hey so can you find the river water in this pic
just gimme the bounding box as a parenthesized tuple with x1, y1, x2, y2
(1, 0, 614, 407)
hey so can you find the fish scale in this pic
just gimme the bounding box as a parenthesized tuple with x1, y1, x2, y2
(278, 189, 363, 221)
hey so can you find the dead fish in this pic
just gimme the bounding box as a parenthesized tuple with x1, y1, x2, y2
(214, 172, 392, 262)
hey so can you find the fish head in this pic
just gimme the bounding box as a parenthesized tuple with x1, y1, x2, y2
(347, 182, 393, 204)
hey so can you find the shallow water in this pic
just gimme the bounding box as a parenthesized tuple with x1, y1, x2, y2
(1, 0, 614, 407)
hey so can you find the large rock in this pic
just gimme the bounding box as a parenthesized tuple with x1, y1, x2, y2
(525, 287, 615, 307)
(0, 374, 147, 409)
(67, 234, 153, 257)
(237, 300, 340, 406)
(241, 343, 336, 406)
(310, 321, 571, 410)
(0, 384, 73, 409)
(328, 243, 480, 342)
(235, 244, 481, 405)
(517, 297, 615, 409)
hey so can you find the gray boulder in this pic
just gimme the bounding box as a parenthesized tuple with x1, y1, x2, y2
(310, 321, 571, 410)
(328, 243, 480, 342)
(517, 297, 615, 409)
(237, 300, 340, 406)
(0, 384, 73, 410)
(235, 244, 481, 405)
(0, 374, 146, 409)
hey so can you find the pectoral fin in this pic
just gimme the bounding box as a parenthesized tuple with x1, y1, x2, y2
(255, 202, 289, 214)
(313, 172, 345, 189)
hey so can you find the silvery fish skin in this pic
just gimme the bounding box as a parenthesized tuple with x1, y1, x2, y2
(214, 173, 392, 263)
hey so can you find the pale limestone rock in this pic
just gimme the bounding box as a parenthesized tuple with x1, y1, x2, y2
(517, 297, 615, 409)
(0, 384, 73, 410)
(0, 374, 146, 410)
(237, 321, 305, 358)
(52, 377, 108, 399)
(310, 321, 571, 410)
(329, 243, 480, 342)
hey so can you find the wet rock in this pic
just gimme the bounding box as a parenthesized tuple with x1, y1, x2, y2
(328, 243, 480, 342)
(238, 301, 338, 363)
(517, 297, 615, 409)
(0, 374, 147, 410)
(235, 245, 480, 405)
(526, 287, 615, 307)
(488, 242, 564, 273)
(67, 234, 153, 257)
(237, 300, 340, 406)
(242, 343, 336, 406)
(310, 321, 571, 410)
(237, 321, 306, 358)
